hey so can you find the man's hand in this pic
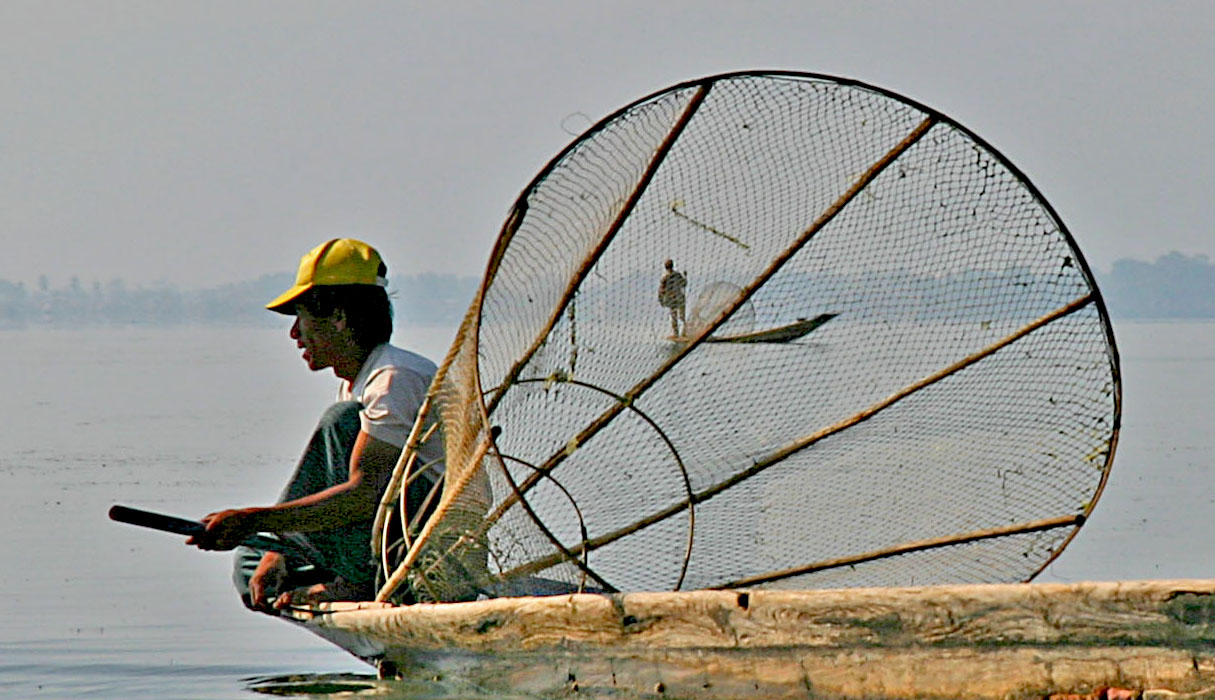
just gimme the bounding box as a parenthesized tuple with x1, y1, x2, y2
(273, 576, 369, 610)
(248, 551, 288, 613)
(186, 508, 261, 551)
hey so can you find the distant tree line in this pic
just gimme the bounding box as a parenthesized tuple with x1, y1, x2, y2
(0, 252, 1209, 327)
(0, 272, 480, 328)
(1096, 252, 1215, 319)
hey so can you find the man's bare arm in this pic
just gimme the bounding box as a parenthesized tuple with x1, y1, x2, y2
(188, 431, 402, 550)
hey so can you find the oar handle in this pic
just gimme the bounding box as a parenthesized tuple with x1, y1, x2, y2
(109, 504, 204, 537)
(109, 504, 303, 557)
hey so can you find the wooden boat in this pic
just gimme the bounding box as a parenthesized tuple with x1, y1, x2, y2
(283, 579, 1215, 699)
(702, 312, 838, 344)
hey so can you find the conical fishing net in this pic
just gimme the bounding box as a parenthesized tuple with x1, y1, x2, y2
(687, 281, 755, 338)
(372, 71, 1121, 603)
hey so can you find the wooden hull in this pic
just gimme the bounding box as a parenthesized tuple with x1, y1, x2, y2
(705, 312, 837, 343)
(670, 313, 838, 344)
(284, 579, 1215, 699)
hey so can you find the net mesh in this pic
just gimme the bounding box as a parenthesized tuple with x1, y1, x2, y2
(373, 72, 1120, 602)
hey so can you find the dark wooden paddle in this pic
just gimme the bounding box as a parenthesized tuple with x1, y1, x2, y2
(109, 504, 205, 536)
(108, 504, 292, 553)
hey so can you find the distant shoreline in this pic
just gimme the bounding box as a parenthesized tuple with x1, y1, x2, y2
(2, 251, 1212, 325)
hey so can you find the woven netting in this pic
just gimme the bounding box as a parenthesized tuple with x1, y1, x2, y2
(373, 72, 1121, 602)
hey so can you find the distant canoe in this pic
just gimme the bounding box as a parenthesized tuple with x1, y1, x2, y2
(285, 578, 1215, 699)
(698, 312, 837, 344)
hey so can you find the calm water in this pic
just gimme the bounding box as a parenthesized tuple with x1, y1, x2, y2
(2, 320, 1213, 698)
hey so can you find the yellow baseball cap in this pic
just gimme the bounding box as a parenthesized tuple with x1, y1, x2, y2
(265, 238, 387, 314)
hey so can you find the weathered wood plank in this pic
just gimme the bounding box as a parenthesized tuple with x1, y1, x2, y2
(285, 579, 1215, 699)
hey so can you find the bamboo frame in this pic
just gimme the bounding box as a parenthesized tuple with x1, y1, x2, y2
(376, 435, 494, 602)
(373, 70, 1122, 602)
(372, 396, 431, 574)
(399, 424, 442, 523)
(372, 298, 487, 579)
(497, 294, 1093, 582)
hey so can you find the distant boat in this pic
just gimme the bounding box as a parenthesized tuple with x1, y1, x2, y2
(674, 312, 838, 344)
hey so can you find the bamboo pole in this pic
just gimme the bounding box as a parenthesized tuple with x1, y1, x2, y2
(717, 513, 1083, 588)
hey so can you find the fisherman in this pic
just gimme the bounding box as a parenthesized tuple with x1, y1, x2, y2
(658, 259, 687, 336)
(187, 238, 442, 612)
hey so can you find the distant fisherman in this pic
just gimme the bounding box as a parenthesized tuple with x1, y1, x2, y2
(187, 238, 443, 611)
(658, 259, 687, 337)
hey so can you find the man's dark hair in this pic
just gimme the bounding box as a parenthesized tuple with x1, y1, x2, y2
(296, 283, 394, 349)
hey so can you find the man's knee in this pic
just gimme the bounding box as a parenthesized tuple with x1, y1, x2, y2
(231, 546, 262, 606)
(318, 401, 362, 433)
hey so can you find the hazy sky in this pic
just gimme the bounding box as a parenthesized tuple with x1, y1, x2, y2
(3, 1, 1212, 289)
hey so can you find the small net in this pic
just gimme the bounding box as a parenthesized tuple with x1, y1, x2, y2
(371, 71, 1121, 602)
(687, 281, 755, 338)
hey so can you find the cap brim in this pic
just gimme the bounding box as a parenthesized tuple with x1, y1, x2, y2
(265, 284, 311, 315)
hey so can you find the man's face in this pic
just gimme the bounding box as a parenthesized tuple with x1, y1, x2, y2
(291, 306, 345, 372)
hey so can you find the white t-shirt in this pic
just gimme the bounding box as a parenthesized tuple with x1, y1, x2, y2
(338, 343, 444, 474)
